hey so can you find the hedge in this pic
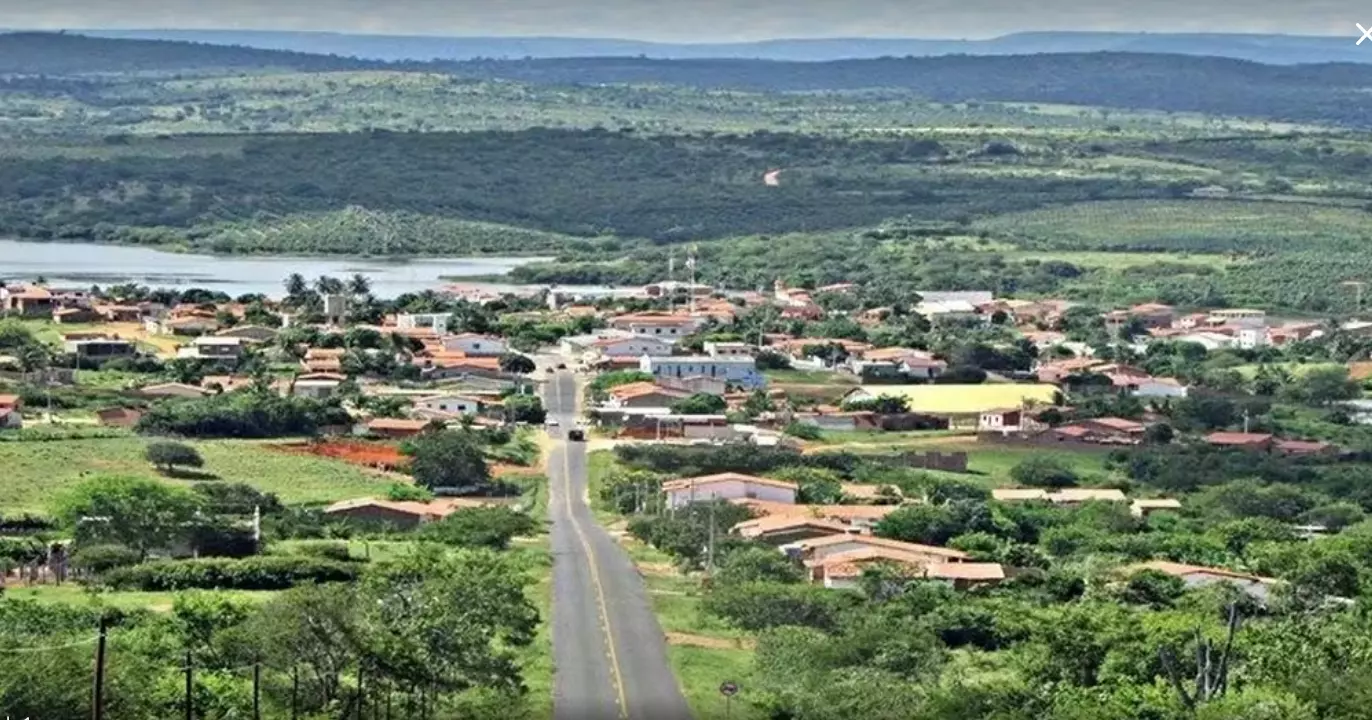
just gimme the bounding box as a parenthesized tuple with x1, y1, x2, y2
(102, 556, 360, 591)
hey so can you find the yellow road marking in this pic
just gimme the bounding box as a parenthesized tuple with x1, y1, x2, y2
(557, 377, 630, 720)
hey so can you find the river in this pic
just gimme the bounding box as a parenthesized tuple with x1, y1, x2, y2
(0, 239, 553, 298)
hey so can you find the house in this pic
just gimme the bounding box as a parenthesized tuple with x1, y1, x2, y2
(414, 394, 485, 416)
(414, 355, 506, 381)
(52, 307, 100, 324)
(1275, 439, 1336, 457)
(704, 341, 754, 358)
(608, 313, 704, 342)
(922, 562, 1007, 590)
(440, 334, 507, 356)
(978, 408, 1024, 434)
(1204, 432, 1275, 452)
(150, 315, 220, 336)
(1054, 416, 1147, 444)
(808, 547, 939, 589)
(1, 285, 57, 316)
(64, 337, 136, 359)
(94, 304, 145, 322)
(363, 418, 439, 438)
(1170, 331, 1236, 351)
(1267, 322, 1323, 347)
(395, 313, 450, 335)
(303, 348, 346, 373)
(992, 488, 1051, 502)
(658, 375, 729, 396)
(1127, 561, 1277, 603)
(640, 355, 764, 390)
(1207, 308, 1267, 328)
(292, 372, 347, 399)
(1115, 375, 1190, 399)
(215, 325, 279, 343)
(731, 516, 856, 545)
(1131, 498, 1183, 518)
(914, 299, 981, 323)
(581, 335, 675, 360)
(1128, 303, 1176, 328)
(178, 336, 249, 364)
(795, 533, 968, 564)
(135, 383, 211, 398)
(94, 407, 143, 428)
(0, 394, 22, 430)
(1049, 488, 1128, 505)
(322, 497, 492, 529)
(1036, 357, 1105, 383)
(851, 347, 947, 380)
(661, 473, 798, 509)
(604, 382, 693, 409)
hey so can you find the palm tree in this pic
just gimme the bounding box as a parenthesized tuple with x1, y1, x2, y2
(314, 276, 345, 296)
(284, 273, 307, 299)
(347, 273, 371, 297)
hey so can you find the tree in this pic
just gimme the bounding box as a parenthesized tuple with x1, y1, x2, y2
(755, 350, 791, 370)
(714, 545, 805, 585)
(54, 476, 201, 560)
(144, 440, 204, 474)
(419, 507, 538, 550)
(314, 275, 345, 295)
(503, 394, 547, 424)
(498, 353, 536, 374)
(354, 547, 538, 694)
(283, 273, 307, 299)
(1120, 569, 1186, 608)
(670, 393, 728, 415)
(1286, 366, 1359, 406)
(1144, 422, 1175, 445)
(346, 273, 371, 296)
(407, 430, 492, 493)
(1010, 456, 1080, 488)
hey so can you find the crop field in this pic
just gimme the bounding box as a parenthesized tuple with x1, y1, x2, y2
(855, 383, 1061, 415)
(0, 437, 395, 513)
(979, 198, 1372, 253)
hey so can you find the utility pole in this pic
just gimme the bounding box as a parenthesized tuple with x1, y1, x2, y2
(707, 501, 717, 573)
(252, 657, 261, 720)
(92, 616, 108, 720)
(184, 649, 194, 720)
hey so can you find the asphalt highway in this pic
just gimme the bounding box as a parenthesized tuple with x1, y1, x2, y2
(546, 371, 694, 720)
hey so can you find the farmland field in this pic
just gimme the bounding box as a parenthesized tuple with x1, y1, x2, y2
(0, 437, 395, 513)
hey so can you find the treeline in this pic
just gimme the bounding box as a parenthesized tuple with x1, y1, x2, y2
(0, 128, 1174, 245)
(450, 53, 1372, 128)
(0, 32, 379, 75)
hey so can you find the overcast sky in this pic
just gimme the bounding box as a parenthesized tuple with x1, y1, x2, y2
(0, 0, 1363, 41)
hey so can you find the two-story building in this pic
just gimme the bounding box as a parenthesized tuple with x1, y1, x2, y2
(414, 394, 486, 416)
(178, 336, 250, 364)
(640, 355, 764, 389)
(608, 313, 705, 343)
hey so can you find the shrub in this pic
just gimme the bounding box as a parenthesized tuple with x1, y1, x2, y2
(70, 544, 141, 574)
(144, 440, 204, 473)
(783, 422, 823, 441)
(1009, 456, 1080, 489)
(277, 540, 353, 562)
(385, 483, 434, 502)
(102, 556, 360, 591)
(418, 507, 539, 550)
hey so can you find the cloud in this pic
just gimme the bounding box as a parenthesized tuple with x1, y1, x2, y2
(0, 0, 1361, 40)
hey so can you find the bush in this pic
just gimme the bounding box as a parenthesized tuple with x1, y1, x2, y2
(1009, 456, 1080, 488)
(418, 507, 539, 550)
(144, 440, 204, 473)
(783, 422, 823, 441)
(102, 556, 360, 591)
(385, 483, 434, 502)
(276, 540, 353, 562)
(70, 544, 142, 574)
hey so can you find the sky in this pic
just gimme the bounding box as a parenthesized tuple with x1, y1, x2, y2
(0, 0, 1363, 41)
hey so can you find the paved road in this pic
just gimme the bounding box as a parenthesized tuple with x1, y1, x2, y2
(547, 371, 694, 720)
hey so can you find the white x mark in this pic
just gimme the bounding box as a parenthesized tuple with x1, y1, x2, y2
(1358, 23, 1372, 45)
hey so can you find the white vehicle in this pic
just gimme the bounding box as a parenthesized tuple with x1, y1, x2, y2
(545, 418, 560, 427)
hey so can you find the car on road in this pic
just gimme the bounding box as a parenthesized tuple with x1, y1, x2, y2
(567, 428, 585, 441)
(556, 362, 567, 369)
(545, 418, 560, 427)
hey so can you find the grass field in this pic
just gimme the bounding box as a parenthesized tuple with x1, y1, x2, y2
(0, 437, 396, 514)
(977, 199, 1372, 252)
(1, 584, 277, 611)
(1002, 250, 1234, 269)
(851, 384, 1060, 415)
(813, 434, 1114, 485)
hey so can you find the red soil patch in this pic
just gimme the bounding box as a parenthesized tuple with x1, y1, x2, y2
(272, 440, 410, 471)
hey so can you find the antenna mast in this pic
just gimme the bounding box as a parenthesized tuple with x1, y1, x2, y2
(687, 244, 698, 315)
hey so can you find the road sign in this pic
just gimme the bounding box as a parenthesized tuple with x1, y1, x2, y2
(719, 681, 739, 697)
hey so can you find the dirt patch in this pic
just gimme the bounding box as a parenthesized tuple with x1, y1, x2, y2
(665, 632, 755, 650)
(270, 441, 409, 471)
(636, 562, 678, 578)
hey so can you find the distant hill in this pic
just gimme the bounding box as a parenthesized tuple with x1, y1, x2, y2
(58, 28, 1371, 65)
(442, 53, 1372, 128)
(0, 31, 375, 75)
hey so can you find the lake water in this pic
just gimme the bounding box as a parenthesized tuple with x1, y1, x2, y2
(0, 239, 552, 298)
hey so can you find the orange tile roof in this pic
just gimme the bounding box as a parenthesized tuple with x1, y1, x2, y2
(0, 394, 20, 408)
(1205, 432, 1274, 446)
(366, 418, 433, 431)
(799, 534, 968, 560)
(922, 562, 1005, 581)
(662, 472, 799, 492)
(732, 516, 852, 538)
(608, 382, 690, 401)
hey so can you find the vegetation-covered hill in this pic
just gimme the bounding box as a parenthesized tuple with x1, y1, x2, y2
(0, 32, 376, 75)
(448, 53, 1372, 128)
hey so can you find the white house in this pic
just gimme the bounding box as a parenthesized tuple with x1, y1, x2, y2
(1128, 377, 1190, 399)
(396, 313, 450, 335)
(914, 300, 981, 323)
(1207, 308, 1266, 328)
(414, 394, 485, 416)
(591, 335, 675, 359)
(440, 334, 507, 356)
(292, 372, 346, 399)
(608, 314, 704, 342)
(640, 355, 764, 389)
(177, 336, 249, 364)
(704, 341, 754, 358)
(1171, 331, 1235, 351)
(1236, 327, 1268, 350)
(662, 473, 798, 509)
